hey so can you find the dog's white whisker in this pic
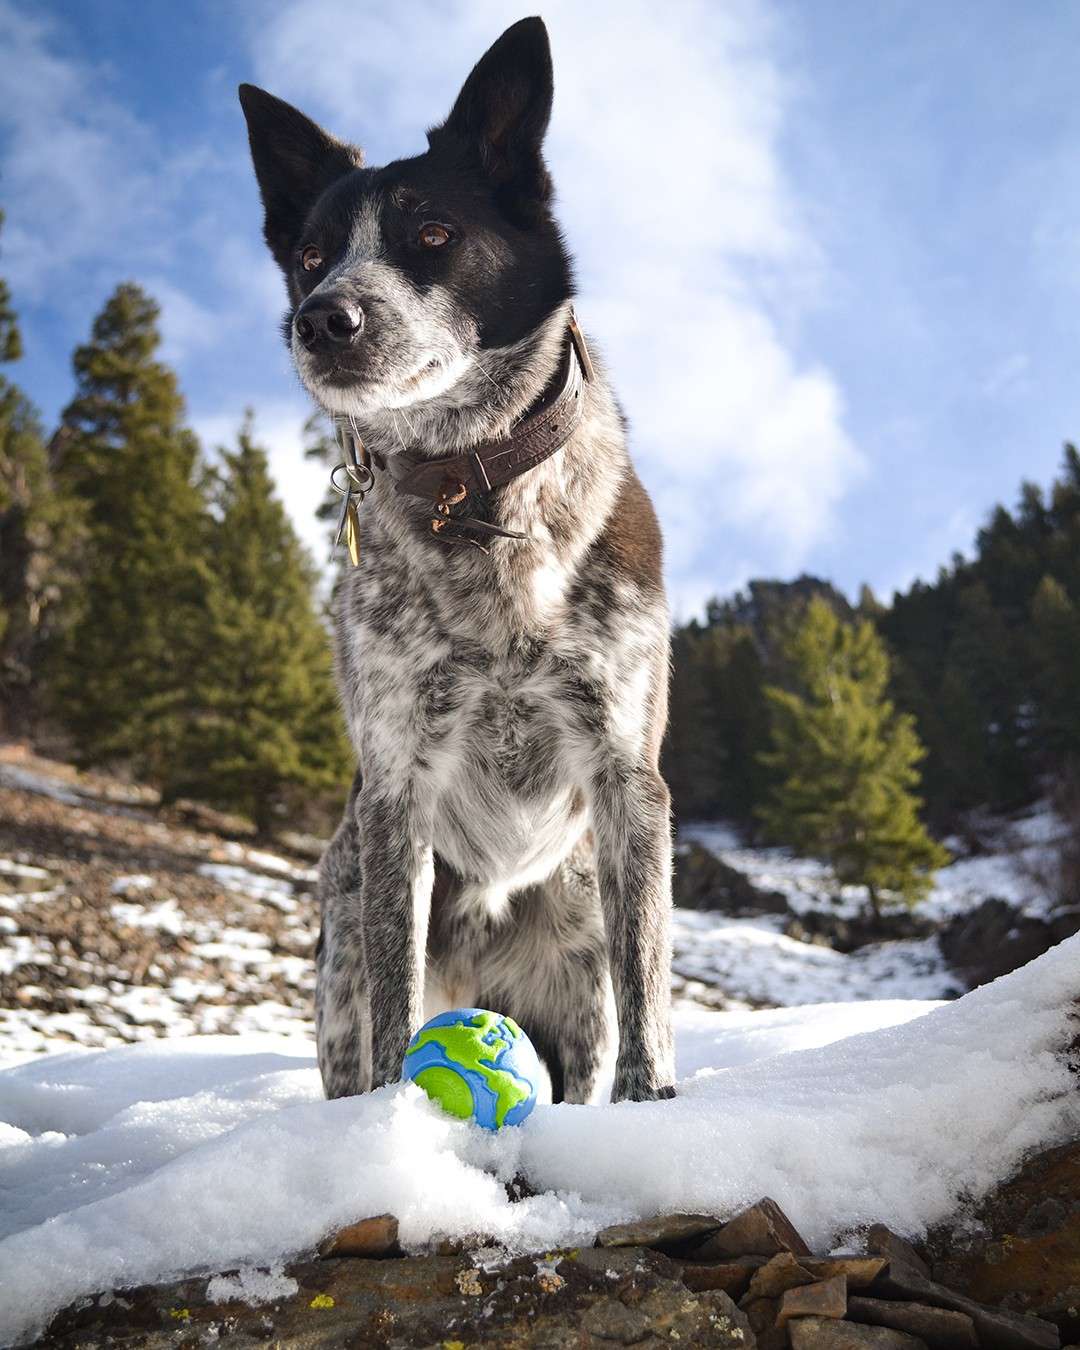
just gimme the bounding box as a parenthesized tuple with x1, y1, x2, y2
(390, 411, 409, 452)
(468, 353, 507, 398)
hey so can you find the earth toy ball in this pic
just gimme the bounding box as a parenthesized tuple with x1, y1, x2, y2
(402, 1008, 542, 1130)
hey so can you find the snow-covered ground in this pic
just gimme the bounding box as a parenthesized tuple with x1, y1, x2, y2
(673, 801, 1069, 1007)
(672, 910, 960, 1006)
(1, 938, 1077, 1347)
(683, 800, 1067, 924)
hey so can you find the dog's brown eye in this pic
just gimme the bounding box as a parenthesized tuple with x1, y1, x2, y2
(418, 223, 451, 249)
(301, 245, 323, 272)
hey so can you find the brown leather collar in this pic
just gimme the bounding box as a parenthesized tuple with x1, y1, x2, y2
(387, 312, 594, 547)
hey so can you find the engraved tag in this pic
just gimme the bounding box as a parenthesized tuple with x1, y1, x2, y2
(345, 497, 361, 567)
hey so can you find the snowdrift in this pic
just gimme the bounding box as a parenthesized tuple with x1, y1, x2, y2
(0, 938, 1077, 1347)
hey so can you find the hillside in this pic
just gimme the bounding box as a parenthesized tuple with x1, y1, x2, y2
(2, 745, 1078, 1064)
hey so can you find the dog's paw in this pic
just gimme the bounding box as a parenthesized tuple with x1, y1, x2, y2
(610, 1071, 677, 1104)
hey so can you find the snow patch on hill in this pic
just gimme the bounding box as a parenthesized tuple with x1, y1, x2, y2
(683, 800, 1066, 923)
(672, 910, 960, 1006)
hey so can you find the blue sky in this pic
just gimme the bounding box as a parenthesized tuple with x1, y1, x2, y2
(2, 0, 1078, 618)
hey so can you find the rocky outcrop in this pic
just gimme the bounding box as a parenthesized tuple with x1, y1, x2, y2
(41, 1246, 752, 1349)
(39, 1180, 1079, 1349)
(925, 1138, 1080, 1345)
(940, 899, 1080, 989)
(783, 909, 937, 954)
(673, 843, 788, 915)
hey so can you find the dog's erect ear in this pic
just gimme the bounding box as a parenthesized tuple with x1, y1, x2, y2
(238, 84, 363, 271)
(428, 17, 554, 212)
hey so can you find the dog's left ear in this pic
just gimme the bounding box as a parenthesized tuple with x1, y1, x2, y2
(429, 17, 554, 213)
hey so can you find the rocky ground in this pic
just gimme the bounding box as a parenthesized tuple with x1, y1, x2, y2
(0, 746, 323, 1060)
(40, 1165, 1079, 1349)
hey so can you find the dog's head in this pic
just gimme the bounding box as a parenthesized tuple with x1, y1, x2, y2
(239, 18, 572, 419)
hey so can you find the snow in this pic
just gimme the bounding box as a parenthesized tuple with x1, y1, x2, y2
(198, 863, 299, 913)
(0, 860, 51, 888)
(109, 874, 155, 895)
(673, 911, 961, 1006)
(0, 763, 87, 808)
(109, 897, 189, 936)
(1, 937, 1077, 1347)
(682, 800, 1068, 924)
(206, 1265, 299, 1306)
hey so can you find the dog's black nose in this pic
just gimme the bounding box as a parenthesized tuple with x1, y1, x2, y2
(294, 297, 364, 350)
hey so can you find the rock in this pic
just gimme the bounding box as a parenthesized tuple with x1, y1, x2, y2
(778, 1274, 847, 1322)
(673, 842, 788, 915)
(40, 1245, 756, 1349)
(692, 1197, 813, 1261)
(572, 1245, 683, 1278)
(694, 1290, 759, 1348)
(867, 1226, 931, 1279)
(784, 908, 936, 954)
(802, 1258, 889, 1289)
(743, 1296, 781, 1334)
(790, 1318, 928, 1350)
(596, 1211, 723, 1251)
(633, 1287, 757, 1348)
(744, 1251, 817, 1300)
(872, 1255, 1060, 1350)
(581, 1296, 652, 1343)
(939, 898, 1057, 988)
(318, 1212, 399, 1258)
(1049, 905, 1080, 944)
(848, 1297, 978, 1350)
(680, 1258, 764, 1298)
(925, 1138, 1080, 1344)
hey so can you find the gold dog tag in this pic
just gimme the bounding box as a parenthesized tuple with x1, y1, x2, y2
(345, 497, 361, 567)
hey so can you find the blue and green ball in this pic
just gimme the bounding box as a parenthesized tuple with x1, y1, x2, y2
(402, 1008, 542, 1130)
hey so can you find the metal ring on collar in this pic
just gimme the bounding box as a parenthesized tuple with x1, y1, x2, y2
(330, 462, 375, 496)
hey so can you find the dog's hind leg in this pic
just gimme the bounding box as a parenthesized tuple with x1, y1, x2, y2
(315, 770, 372, 1099)
(482, 843, 612, 1105)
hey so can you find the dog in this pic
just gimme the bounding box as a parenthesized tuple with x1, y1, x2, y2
(239, 16, 675, 1104)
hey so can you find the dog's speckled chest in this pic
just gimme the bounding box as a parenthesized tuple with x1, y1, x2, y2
(339, 575, 627, 886)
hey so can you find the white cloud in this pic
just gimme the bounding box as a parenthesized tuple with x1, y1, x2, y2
(0, 3, 287, 334)
(248, 0, 864, 613)
(0, 2, 174, 301)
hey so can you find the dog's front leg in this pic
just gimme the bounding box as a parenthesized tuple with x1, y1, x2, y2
(591, 759, 676, 1102)
(356, 790, 435, 1089)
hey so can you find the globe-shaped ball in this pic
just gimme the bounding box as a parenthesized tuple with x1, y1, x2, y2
(402, 1008, 542, 1130)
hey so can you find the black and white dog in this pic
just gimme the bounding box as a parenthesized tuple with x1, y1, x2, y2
(240, 17, 675, 1104)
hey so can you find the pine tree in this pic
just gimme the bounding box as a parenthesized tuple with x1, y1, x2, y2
(302, 410, 344, 551)
(0, 209, 57, 731)
(758, 597, 948, 914)
(1031, 574, 1080, 757)
(46, 283, 213, 779)
(169, 414, 350, 832)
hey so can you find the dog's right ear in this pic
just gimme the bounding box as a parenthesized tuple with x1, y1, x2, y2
(238, 85, 363, 272)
